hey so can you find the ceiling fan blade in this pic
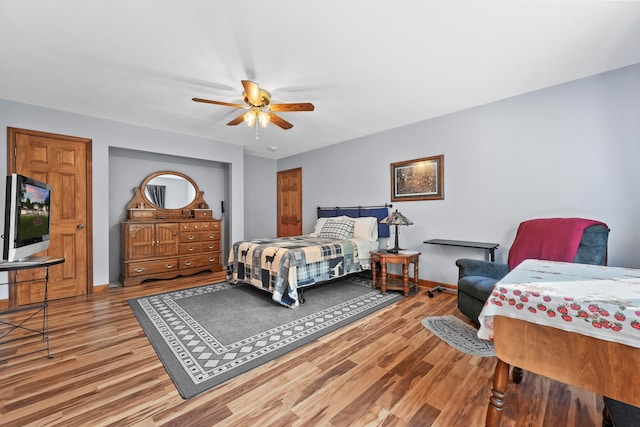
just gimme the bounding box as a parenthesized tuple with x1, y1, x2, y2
(226, 113, 246, 126)
(270, 103, 315, 112)
(192, 98, 244, 109)
(241, 80, 262, 106)
(268, 113, 294, 130)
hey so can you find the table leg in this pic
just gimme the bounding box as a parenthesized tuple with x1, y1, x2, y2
(413, 260, 419, 293)
(486, 358, 509, 427)
(402, 262, 409, 296)
(380, 261, 387, 294)
(372, 259, 377, 290)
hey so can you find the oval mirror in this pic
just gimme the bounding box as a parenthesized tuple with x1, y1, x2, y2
(143, 172, 197, 210)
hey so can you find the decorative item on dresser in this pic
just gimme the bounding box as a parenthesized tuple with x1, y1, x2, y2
(119, 171, 223, 286)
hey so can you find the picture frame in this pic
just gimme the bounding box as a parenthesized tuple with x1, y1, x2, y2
(390, 155, 444, 202)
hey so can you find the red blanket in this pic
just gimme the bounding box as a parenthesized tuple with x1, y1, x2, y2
(507, 218, 607, 270)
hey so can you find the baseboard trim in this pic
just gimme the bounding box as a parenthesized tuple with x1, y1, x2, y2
(92, 283, 110, 294)
(384, 274, 456, 291)
(421, 279, 457, 291)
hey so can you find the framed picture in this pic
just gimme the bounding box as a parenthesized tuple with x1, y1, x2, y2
(390, 155, 444, 202)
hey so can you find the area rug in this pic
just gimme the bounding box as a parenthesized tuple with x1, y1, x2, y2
(128, 275, 401, 399)
(421, 315, 495, 357)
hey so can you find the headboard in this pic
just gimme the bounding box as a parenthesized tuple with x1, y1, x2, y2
(316, 204, 392, 238)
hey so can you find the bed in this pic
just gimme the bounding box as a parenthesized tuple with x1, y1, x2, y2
(227, 205, 390, 308)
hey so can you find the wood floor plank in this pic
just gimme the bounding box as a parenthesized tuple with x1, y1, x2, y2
(0, 278, 606, 426)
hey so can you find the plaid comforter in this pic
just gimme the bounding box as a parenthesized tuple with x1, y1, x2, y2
(227, 235, 361, 308)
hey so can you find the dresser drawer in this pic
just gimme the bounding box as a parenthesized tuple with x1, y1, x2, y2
(127, 258, 179, 277)
(194, 209, 212, 219)
(128, 208, 156, 220)
(201, 240, 220, 252)
(180, 222, 212, 232)
(180, 253, 220, 270)
(180, 242, 202, 254)
(201, 231, 221, 242)
(201, 221, 220, 231)
(180, 231, 201, 243)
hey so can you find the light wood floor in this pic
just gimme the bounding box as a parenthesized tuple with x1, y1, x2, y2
(1, 273, 604, 427)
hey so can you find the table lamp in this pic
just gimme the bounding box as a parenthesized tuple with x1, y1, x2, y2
(380, 209, 414, 253)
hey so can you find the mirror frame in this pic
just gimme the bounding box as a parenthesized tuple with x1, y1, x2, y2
(126, 170, 209, 219)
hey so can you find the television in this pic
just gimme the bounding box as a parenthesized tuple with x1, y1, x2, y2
(2, 174, 52, 262)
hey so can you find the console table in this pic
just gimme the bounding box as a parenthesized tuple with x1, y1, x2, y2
(478, 259, 640, 427)
(423, 239, 500, 297)
(0, 257, 65, 361)
(423, 239, 499, 262)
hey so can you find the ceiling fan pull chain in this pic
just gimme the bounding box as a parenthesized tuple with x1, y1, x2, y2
(255, 120, 260, 140)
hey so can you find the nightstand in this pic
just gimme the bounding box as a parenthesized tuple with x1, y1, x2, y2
(370, 250, 420, 296)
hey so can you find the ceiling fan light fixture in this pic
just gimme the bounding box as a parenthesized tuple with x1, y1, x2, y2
(243, 110, 256, 127)
(244, 109, 270, 129)
(257, 111, 270, 128)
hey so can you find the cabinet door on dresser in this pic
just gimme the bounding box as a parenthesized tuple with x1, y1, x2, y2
(155, 223, 180, 257)
(123, 222, 179, 259)
(125, 222, 155, 260)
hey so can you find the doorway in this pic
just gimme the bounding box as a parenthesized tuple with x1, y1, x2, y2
(7, 128, 92, 305)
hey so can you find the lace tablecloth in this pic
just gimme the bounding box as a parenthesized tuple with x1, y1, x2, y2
(478, 259, 640, 349)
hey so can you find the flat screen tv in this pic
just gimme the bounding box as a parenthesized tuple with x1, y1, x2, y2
(2, 174, 52, 262)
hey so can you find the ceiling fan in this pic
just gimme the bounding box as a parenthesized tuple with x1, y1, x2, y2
(192, 80, 314, 138)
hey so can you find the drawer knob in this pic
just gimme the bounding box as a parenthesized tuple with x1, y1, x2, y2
(134, 267, 145, 273)
(187, 235, 195, 240)
(166, 264, 174, 269)
(185, 261, 192, 266)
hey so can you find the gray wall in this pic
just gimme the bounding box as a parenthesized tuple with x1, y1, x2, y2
(0, 99, 245, 297)
(243, 153, 277, 239)
(277, 63, 640, 285)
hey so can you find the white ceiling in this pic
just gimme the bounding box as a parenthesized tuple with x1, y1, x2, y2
(1, 1, 639, 159)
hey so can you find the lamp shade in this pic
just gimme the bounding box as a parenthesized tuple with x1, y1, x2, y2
(380, 210, 413, 253)
(380, 210, 414, 226)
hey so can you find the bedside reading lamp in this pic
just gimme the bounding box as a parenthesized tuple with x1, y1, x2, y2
(380, 210, 414, 253)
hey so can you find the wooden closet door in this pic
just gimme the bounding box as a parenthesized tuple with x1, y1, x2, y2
(8, 128, 92, 305)
(277, 167, 302, 237)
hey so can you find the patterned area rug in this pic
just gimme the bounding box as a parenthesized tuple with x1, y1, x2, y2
(128, 275, 401, 399)
(421, 315, 495, 357)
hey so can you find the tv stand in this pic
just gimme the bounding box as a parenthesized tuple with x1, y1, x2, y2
(0, 257, 64, 362)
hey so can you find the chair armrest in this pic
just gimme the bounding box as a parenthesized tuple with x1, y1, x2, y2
(455, 258, 510, 281)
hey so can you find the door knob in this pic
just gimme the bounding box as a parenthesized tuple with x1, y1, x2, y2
(77, 224, 85, 230)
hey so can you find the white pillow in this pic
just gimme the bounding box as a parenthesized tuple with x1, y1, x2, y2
(312, 217, 330, 236)
(352, 217, 378, 242)
(312, 215, 348, 235)
(319, 218, 355, 240)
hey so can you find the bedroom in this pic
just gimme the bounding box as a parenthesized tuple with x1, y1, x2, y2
(0, 1, 639, 425)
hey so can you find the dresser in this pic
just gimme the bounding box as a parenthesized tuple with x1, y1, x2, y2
(120, 218, 222, 286)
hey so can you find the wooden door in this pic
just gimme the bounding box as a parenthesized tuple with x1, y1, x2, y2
(277, 167, 302, 237)
(8, 128, 92, 305)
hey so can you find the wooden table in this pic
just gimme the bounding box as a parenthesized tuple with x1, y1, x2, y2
(478, 260, 640, 427)
(370, 250, 420, 296)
